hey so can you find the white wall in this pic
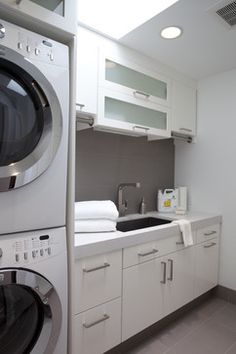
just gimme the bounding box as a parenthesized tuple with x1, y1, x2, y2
(175, 69, 236, 291)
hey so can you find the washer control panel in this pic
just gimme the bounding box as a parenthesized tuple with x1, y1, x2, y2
(0, 19, 68, 67)
(13, 234, 54, 264)
(0, 227, 66, 266)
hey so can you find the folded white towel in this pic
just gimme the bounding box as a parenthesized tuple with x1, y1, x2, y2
(75, 201, 118, 221)
(75, 219, 117, 233)
(172, 219, 193, 247)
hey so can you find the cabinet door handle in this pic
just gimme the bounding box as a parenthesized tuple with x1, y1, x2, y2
(133, 125, 150, 132)
(133, 90, 150, 99)
(179, 128, 192, 132)
(138, 249, 158, 257)
(176, 241, 184, 245)
(167, 259, 174, 281)
(83, 314, 110, 328)
(160, 261, 167, 284)
(83, 262, 110, 273)
(204, 231, 217, 236)
(204, 242, 217, 248)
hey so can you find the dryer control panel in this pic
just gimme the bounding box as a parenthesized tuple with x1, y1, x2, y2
(0, 227, 66, 266)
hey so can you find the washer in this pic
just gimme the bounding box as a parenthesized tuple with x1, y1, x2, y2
(0, 19, 69, 234)
(0, 226, 67, 354)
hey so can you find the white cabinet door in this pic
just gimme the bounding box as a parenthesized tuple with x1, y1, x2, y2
(74, 298, 121, 354)
(0, 0, 76, 35)
(172, 80, 197, 136)
(99, 50, 171, 107)
(165, 247, 195, 315)
(122, 256, 166, 341)
(194, 237, 219, 298)
(76, 27, 99, 116)
(96, 88, 171, 139)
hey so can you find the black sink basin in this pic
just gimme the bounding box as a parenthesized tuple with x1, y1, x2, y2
(116, 217, 171, 232)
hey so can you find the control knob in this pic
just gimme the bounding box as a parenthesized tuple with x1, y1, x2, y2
(0, 24, 5, 39)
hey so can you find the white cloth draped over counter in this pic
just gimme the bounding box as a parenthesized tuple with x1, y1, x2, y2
(172, 219, 193, 247)
(75, 200, 118, 233)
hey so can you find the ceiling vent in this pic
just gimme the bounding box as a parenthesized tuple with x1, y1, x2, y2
(216, 1, 236, 27)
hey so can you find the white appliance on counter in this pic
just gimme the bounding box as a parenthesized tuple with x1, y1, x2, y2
(0, 227, 67, 353)
(157, 187, 187, 214)
(0, 19, 69, 234)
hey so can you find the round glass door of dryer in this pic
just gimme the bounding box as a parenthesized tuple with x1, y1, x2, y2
(0, 46, 63, 192)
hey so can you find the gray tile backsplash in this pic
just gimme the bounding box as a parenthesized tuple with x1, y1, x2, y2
(75, 129, 175, 214)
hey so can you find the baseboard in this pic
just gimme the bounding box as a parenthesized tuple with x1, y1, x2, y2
(214, 285, 236, 305)
(105, 289, 216, 354)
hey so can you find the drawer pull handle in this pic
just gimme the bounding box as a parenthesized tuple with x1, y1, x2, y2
(133, 90, 150, 99)
(83, 262, 110, 273)
(176, 241, 184, 245)
(204, 242, 217, 248)
(160, 261, 167, 284)
(167, 259, 174, 281)
(204, 231, 217, 236)
(138, 249, 158, 257)
(83, 314, 110, 328)
(179, 128, 192, 132)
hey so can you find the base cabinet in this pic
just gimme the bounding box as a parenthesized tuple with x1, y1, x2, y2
(194, 237, 219, 298)
(74, 298, 121, 354)
(122, 246, 195, 341)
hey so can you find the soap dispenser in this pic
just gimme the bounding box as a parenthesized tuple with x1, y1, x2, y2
(139, 197, 147, 214)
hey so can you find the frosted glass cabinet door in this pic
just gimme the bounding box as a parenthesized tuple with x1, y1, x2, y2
(96, 88, 171, 138)
(100, 52, 170, 107)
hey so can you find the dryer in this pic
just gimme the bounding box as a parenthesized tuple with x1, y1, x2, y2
(0, 19, 69, 234)
(0, 227, 67, 354)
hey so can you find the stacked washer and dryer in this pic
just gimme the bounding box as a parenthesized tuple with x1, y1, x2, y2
(0, 19, 69, 354)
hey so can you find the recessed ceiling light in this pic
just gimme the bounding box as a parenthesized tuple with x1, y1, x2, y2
(160, 26, 182, 39)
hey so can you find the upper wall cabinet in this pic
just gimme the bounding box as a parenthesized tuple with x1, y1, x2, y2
(172, 80, 197, 137)
(76, 27, 197, 140)
(0, 0, 76, 37)
(96, 49, 172, 139)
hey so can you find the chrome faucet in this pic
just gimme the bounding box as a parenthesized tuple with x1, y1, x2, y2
(117, 182, 141, 216)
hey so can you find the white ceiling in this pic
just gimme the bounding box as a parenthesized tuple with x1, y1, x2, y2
(120, 0, 236, 79)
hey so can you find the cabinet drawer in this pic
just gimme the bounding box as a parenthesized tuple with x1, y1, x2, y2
(196, 224, 220, 244)
(75, 251, 122, 313)
(123, 233, 186, 268)
(74, 298, 121, 354)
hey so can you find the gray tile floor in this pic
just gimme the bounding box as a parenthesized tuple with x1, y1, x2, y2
(128, 297, 236, 354)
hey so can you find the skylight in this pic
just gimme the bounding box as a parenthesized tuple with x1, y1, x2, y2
(78, 0, 179, 39)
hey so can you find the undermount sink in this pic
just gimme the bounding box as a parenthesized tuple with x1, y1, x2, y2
(116, 217, 171, 232)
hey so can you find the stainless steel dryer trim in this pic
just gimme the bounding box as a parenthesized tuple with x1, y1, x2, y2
(0, 268, 62, 354)
(0, 45, 63, 191)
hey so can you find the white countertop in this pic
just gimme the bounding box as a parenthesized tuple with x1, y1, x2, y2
(74, 211, 222, 259)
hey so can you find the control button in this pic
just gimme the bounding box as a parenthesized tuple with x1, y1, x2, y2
(17, 42, 23, 50)
(50, 53, 54, 61)
(0, 24, 5, 39)
(48, 247, 51, 255)
(24, 252, 28, 261)
(42, 39, 52, 47)
(26, 45, 31, 53)
(35, 48, 40, 56)
(0, 248, 3, 258)
(32, 250, 36, 258)
(40, 249, 44, 257)
(15, 254, 19, 262)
